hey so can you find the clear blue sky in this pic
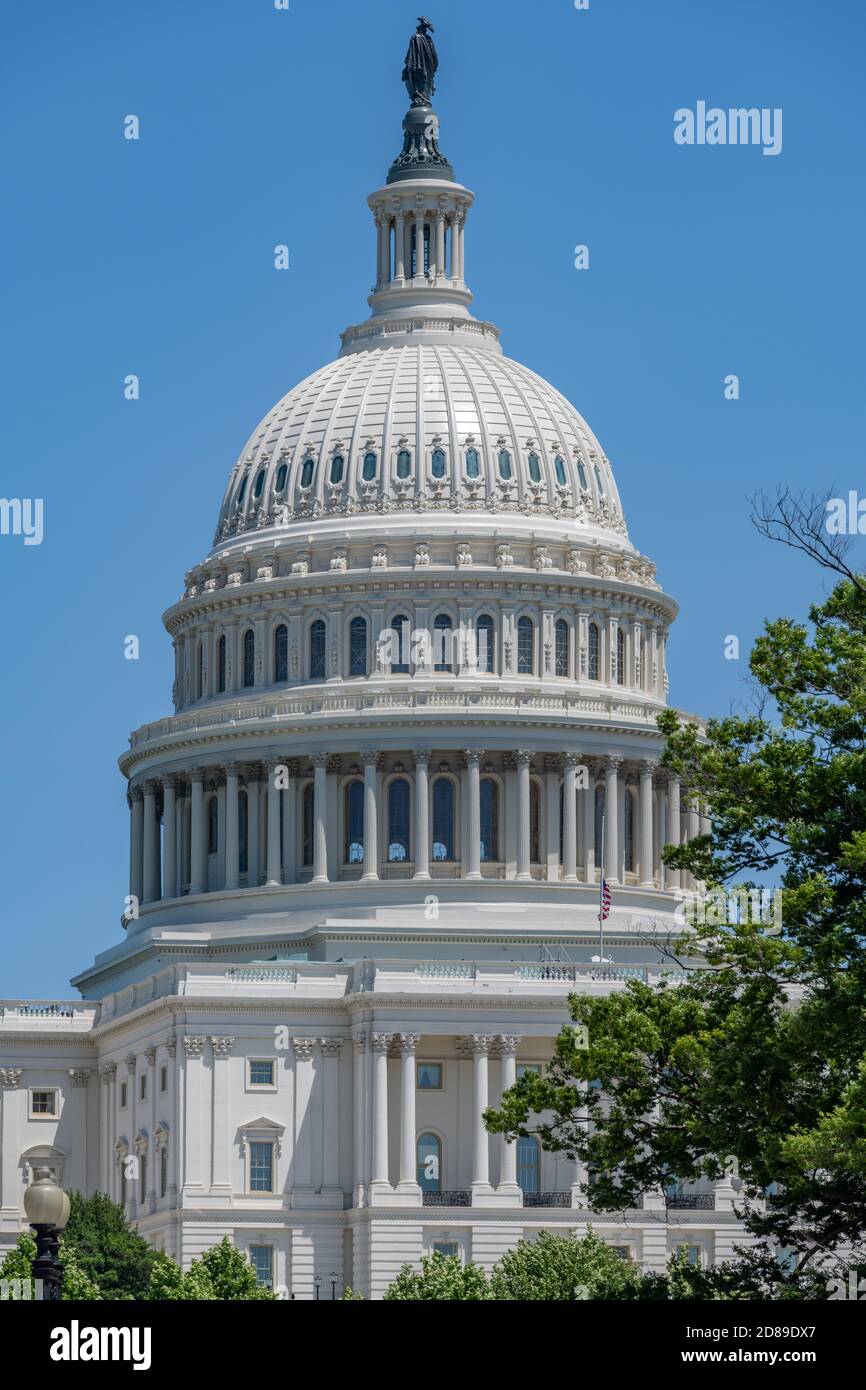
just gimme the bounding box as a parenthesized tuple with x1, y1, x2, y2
(1, 0, 864, 997)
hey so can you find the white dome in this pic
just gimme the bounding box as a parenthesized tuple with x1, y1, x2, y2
(212, 340, 628, 551)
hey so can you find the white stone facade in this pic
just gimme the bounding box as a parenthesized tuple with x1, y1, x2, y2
(0, 59, 744, 1298)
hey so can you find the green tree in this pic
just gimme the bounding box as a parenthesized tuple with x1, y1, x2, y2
(62, 1192, 157, 1299)
(485, 557, 866, 1288)
(0, 1231, 101, 1300)
(489, 1231, 666, 1301)
(384, 1252, 491, 1300)
(146, 1239, 274, 1300)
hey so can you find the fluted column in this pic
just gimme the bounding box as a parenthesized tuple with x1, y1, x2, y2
(244, 765, 260, 886)
(544, 755, 560, 880)
(397, 1034, 421, 1196)
(311, 752, 329, 884)
(161, 777, 177, 900)
(142, 781, 160, 903)
(470, 1036, 494, 1197)
(320, 1039, 342, 1191)
(369, 1033, 392, 1197)
(666, 773, 681, 890)
(189, 769, 206, 895)
(210, 1036, 234, 1192)
(394, 212, 405, 278)
(414, 208, 425, 277)
(464, 749, 483, 879)
(435, 211, 445, 278)
(455, 212, 465, 280)
(413, 750, 431, 880)
(361, 748, 379, 882)
(129, 786, 144, 906)
(497, 1035, 521, 1198)
(516, 750, 534, 880)
(581, 768, 596, 883)
(639, 760, 655, 887)
(265, 757, 282, 887)
(563, 753, 579, 882)
(224, 763, 240, 890)
(604, 756, 622, 883)
(352, 1032, 367, 1206)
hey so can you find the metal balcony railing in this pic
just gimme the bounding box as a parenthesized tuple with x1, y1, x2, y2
(522, 1192, 571, 1208)
(422, 1190, 471, 1207)
(665, 1192, 716, 1210)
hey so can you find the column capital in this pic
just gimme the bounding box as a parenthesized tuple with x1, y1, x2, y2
(638, 759, 657, 778)
(68, 1068, 92, 1088)
(141, 779, 160, 797)
(413, 748, 432, 764)
(222, 761, 241, 779)
(360, 747, 381, 767)
(604, 754, 624, 773)
(371, 1032, 394, 1053)
(397, 1033, 420, 1055)
(144, 1047, 157, 1067)
(210, 1036, 235, 1058)
(563, 751, 583, 769)
(165, 1037, 177, 1058)
(128, 784, 144, 803)
(160, 774, 180, 792)
(0, 1067, 22, 1089)
(497, 1034, 521, 1056)
(99, 1063, 117, 1084)
(291, 1037, 316, 1059)
(319, 1038, 343, 1057)
(188, 767, 206, 784)
(515, 749, 535, 767)
(125, 1053, 137, 1074)
(462, 748, 485, 766)
(352, 1031, 368, 1054)
(310, 751, 330, 769)
(183, 1036, 205, 1058)
(469, 1034, 494, 1055)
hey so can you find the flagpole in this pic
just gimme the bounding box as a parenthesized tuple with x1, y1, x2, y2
(598, 811, 605, 962)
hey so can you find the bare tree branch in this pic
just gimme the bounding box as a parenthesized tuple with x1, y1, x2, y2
(750, 487, 866, 594)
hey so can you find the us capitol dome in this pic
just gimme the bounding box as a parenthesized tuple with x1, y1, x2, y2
(0, 22, 731, 1297)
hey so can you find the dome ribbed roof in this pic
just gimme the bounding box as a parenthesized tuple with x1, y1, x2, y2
(213, 341, 627, 550)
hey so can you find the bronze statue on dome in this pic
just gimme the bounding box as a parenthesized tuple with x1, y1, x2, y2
(402, 16, 438, 107)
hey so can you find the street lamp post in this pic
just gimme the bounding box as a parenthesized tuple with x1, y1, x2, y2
(23, 1168, 70, 1301)
(313, 1275, 321, 1301)
(330, 1270, 338, 1300)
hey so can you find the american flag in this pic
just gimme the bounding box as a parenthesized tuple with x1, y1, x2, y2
(600, 879, 612, 921)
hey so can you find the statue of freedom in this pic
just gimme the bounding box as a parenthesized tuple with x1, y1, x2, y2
(402, 17, 438, 107)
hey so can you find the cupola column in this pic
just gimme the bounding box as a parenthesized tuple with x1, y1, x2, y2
(413, 750, 431, 880)
(311, 752, 330, 884)
(414, 206, 425, 278)
(361, 749, 380, 882)
(394, 211, 406, 279)
(639, 761, 656, 887)
(142, 781, 161, 904)
(604, 756, 622, 884)
(224, 763, 240, 891)
(264, 757, 282, 887)
(563, 754, 580, 882)
(463, 749, 483, 879)
(189, 769, 206, 895)
(435, 209, 446, 278)
(161, 776, 178, 900)
(128, 787, 144, 907)
(516, 751, 534, 880)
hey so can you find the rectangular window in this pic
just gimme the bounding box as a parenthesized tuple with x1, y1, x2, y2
(249, 1059, 276, 1089)
(140, 1074, 147, 1101)
(417, 1062, 443, 1090)
(160, 1065, 167, 1093)
(29, 1089, 58, 1117)
(249, 1141, 274, 1193)
(120, 1081, 128, 1108)
(139, 1153, 147, 1204)
(249, 1245, 274, 1290)
(676, 1244, 703, 1267)
(609, 1244, 633, 1261)
(432, 1241, 460, 1260)
(516, 1063, 542, 1079)
(159, 1146, 168, 1198)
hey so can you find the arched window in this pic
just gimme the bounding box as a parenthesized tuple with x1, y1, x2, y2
(530, 780, 540, 863)
(417, 1133, 441, 1193)
(302, 782, 314, 866)
(254, 469, 266, 499)
(300, 457, 315, 488)
(517, 616, 534, 674)
(433, 613, 453, 672)
(217, 634, 226, 693)
(391, 614, 410, 674)
(475, 614, 494, 674)
(594, 784, 605, 864)
(431, 447, 446, 478)
(465, 447, 480, 478)
(498, 448, 512, 480)
(480, 778, 499, 862)
(555, 619, 569, 677)
(388, 778, 411, 862)
(616, 628, 625, 686)
(594, 463, 605, 496)
(237, 476, 247, 505)
(432, 778, 454, 861)
(276, 462, 288, 492)
(330, 455, 344, 485)
(238, 789, 248, 875)
(588, 622, 600, 681)
(349, 616, 367, 677)
(554, 455, 567, 486)
(396, 449, 412, 479)
(274, 624, 288, 683)
(309, 620, 326, 680)
(577, 458, 589, 491)
(196, 643, 203, 700)
(207, 796, 218, 855)
(517, 1136, 540, 1194)
(344, 781, 364, 864)
(625, 788, 635, 873)
(528, 452, 541, 483)
(242, 629, 255, 689)
(362, 451, 377, 481)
